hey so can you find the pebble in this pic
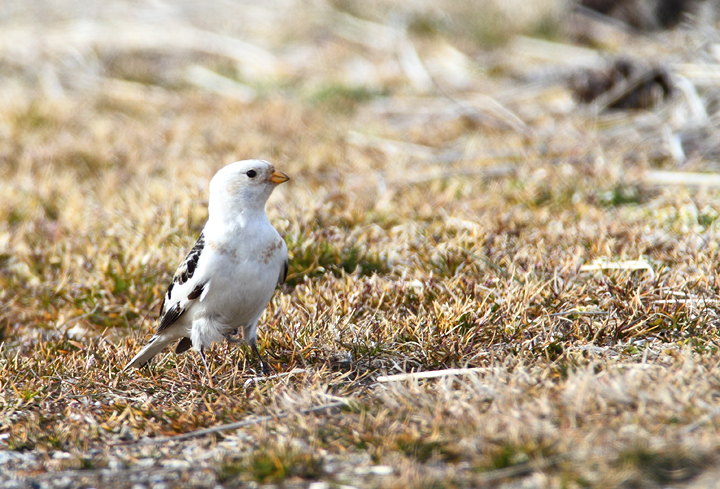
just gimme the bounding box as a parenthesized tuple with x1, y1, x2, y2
(308, 483, 329, 489)
(159, 459, 191, 470)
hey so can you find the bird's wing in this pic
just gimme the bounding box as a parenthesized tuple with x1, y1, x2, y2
(156, 232, 210, 334)
(278, 257, 288, 286)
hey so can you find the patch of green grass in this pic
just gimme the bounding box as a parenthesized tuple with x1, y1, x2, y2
(218, 459, 245, 482)
(698, 206, 719, 227)
(247, 449, 324, 483)
(56, 149, 117, 180)
(310, 84, 380, 114)
(488, 444, 530, 470)
(6, 437, 35, 452)
(598, 184, 643, 207)
(286, 233, 388, 286)
(618, 445, 710, 484)
(396, 436, 461, 463)
(12, 102, 59, 130)
(430, 248, 473, 277)
(468, 9, 511, 47)
(408, 14, 444, 37)
(530, 14, 564, 41)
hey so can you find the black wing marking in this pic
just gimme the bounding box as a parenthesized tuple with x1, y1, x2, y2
(157, 232, 205, 315)
(187, 282, 205, 300)
(155, 233, 206, 332)
(159, 281, 175, 315)
(175, 337, 192, 354)
(278, 258, 288, 286)
(174, 232, 205, 286)
(156, 281, 208, 333)
(157, 302, 186, 333)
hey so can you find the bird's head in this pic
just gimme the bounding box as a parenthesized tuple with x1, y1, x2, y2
(208, 159, 289, 220)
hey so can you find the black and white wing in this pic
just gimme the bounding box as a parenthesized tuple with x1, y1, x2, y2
(157, 232, 209, 334)
(124, 232, 210, 369)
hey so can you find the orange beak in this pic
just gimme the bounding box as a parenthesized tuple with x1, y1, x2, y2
(269, 170, 289, 184)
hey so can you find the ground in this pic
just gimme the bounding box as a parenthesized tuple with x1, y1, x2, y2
(1, 1, 720, 488)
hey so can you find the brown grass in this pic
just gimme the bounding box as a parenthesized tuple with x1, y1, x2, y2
(2, 1, 720, 488)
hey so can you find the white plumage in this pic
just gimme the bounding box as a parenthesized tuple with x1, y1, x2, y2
(125, 160, 289, 380)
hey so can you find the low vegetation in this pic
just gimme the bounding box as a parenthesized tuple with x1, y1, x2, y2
(1, 0, 720, 487)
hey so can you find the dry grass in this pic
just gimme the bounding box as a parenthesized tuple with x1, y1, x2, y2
(2, 1, 720, 488)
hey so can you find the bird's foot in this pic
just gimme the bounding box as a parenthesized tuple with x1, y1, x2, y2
(259, 361, 276, 377)
(251, 343, 276, 376)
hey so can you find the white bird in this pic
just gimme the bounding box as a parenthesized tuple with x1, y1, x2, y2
(124, 160, 289, 383)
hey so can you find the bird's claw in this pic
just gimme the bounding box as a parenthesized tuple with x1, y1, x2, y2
(260, 361, 275, 376)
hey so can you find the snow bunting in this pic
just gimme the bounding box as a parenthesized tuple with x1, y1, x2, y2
(125, 160, 289, 382)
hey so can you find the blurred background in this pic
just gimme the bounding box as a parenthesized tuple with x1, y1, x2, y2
(1, 0, 718, 173)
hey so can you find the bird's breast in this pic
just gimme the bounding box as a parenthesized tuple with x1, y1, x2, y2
(206, 239, 239, 263)
(194, 237, 284, 326)
(261, 238, 285, 264)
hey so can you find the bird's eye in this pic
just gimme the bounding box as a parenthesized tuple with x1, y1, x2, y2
(246, 170, 257, 178)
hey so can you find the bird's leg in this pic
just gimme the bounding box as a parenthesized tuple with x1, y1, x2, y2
(250, 339, 274, 376)
(199, 347, 215, 388)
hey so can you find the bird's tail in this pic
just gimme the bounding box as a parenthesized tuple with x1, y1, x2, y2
(124, 333, 177, 371)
